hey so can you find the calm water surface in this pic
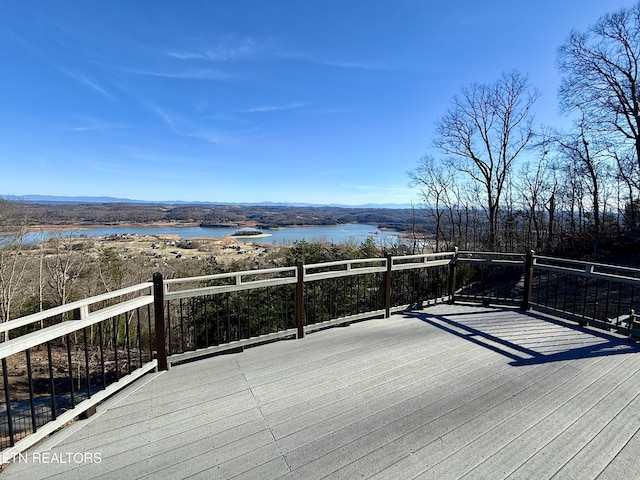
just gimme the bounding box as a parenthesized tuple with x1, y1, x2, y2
(23, 224, 402, 245)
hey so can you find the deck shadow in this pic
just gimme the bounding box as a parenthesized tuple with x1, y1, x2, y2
(402, 306, 640, 366)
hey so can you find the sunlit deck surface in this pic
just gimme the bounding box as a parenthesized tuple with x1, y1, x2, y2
(4, 303, 640, 479)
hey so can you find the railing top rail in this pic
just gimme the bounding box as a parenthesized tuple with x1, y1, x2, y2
(0, 281, 154, 335)
(164, 266, 298, 301)
(304, 257, 387, 272)
(533, 255, 640, 273)
(458, 251, 526, 258)
(457, 251, 526, 264)
(533, 255, 640, 283)
(164, 266, 297, 287)
(0, 295, 154, 360)
(165, 276, 298, 301)
(391, 252, 455, 262)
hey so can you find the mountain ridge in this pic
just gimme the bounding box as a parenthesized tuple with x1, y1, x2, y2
(9, 195, 412, 210)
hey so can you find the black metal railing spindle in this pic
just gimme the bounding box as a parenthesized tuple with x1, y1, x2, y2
(83, 327, 91, 399)
(66, 334, 75, 409)
(98, 322, 106, 389)
(112, 317, 119, 382)
(136, 308, 143, 368)
(25, 349, 36, 433)
(2, 358, 14, 447)
(46, 342, 57, 421)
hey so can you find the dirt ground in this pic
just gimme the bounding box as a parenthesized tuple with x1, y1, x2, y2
(96, 233, 282, 264)
(33, 231, 287, 269)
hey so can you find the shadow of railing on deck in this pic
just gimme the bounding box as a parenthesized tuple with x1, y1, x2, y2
(404, 308, 640, 367)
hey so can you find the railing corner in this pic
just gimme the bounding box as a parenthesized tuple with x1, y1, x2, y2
(448, 248, 458, 303)
(384, 253, 392, 318)
(295, 260, 305, 339)
(521, 249, 535, 311)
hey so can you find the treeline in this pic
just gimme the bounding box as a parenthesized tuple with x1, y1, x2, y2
(409, 2, 640, 261)
(16, 201, 431, 231)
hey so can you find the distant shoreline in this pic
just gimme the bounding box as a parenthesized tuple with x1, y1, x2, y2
(24, 221, 202, 233)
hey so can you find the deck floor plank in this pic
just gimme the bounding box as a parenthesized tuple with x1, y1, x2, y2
(456, 357, 640, 479)
(286, 361, 577, 479)
(413, 356, 639, 480)
(2, 304, 640, 480)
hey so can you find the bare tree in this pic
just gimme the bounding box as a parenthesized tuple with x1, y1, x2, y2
(0, 199, 29, 340)
(409, 156, 455, 252)
(558, 2, 640, 187)
(460, 182, 485, 250)
(517, 151, 554, 251)
(45, 233, 88, 307)
(445, 180, 465, 249)
(553, 110, 612, 260)
(433, 71, 539, 249)
(611, 148, 640, 233)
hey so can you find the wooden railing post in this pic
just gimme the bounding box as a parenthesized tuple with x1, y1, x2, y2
(152, 272, 168, 371)
(448, 247, 458, 303)
(385, 253, 392, 318)
(295, 260, 305, 339)
(521, 249, 535, 311)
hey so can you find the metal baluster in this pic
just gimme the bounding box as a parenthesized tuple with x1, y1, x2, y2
(204, 296, 209, 348)
(25, 349, 37, 432)
(66, 334, 75, 408)
(98, 322, 106, 388)
(166, 300, 172, 356)
(47, 342, 57, 420)
(582, 278, 590, 319)
(136, 308, 143, 368)
(83, 327, 91, 399)
(179, 299, 185, 353)
(2, 358, 15, 447)
(125, 313, 132, 374)
(112, 317, 119, 381)
(147, 304, 153, 361)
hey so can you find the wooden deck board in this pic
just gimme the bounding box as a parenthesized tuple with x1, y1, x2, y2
(456, 357, 639, 479)
(413, 357, 638, 479)
(595, 423, 640, 480)
(268, 346, 498, 441)
(285, 362, 575, 479)
(2, 304, 640, 479)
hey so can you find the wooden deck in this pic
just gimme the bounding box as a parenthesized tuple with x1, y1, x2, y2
(3, 303, 640, 479)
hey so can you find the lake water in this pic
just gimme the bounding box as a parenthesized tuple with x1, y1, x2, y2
(21, 224, 403, 245)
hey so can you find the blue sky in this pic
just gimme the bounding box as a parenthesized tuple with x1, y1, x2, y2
(1, 0, 637, 206)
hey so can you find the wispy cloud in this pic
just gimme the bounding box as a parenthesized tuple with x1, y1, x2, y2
(166, 37, 263, 62)
(65, 116, 129, 133)
(184, 129, 223, 144)
(144, 103, 257, 145)
(242, 102, 306, 113)
(145, 104, 181, 132)
(55, 66, 115, 100)
(277, 51, 387, 71)
(125, 67, 234, 81)
(310, 59, 386, 70)
(165, 38, 385, 73)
